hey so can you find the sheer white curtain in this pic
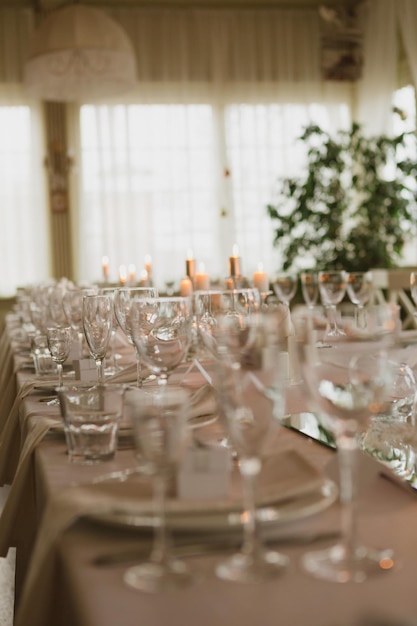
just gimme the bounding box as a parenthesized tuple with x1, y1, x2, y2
(0, 9, 50, 296)
(69, 7, 353, 289)
(0, 86, 50, 296)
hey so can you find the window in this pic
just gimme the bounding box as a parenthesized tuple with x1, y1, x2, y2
(0, 103, 49, 296)
(77, 99, 350, 289)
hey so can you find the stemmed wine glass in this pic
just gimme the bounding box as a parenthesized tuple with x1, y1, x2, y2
(128, 296, 192, 388)
(195, 288, 260, 448)
(300, 271, 318, 311)
(272, 273, 298, 308)
(346, 271, 373, 329)
(46, 325, 73, 391)
(318, 270, 347, 339)
(215, 353, 289, 582)
(98, 287, 124, 375)
(124, 386, 194, 592)
(195, 289, 260, 366)
(114, 287, 158, 386)
(63, 286, 97, 358)
(48, 283, 70, 327)
(82, 294, 113, 385)
(297, 316, 398, 583)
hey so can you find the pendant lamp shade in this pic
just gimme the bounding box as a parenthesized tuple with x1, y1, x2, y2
(24, 4, 137, 102)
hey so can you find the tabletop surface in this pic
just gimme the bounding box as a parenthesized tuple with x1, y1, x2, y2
(1, 315, 417, 626)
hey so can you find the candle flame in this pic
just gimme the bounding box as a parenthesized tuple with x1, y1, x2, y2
(186, 248, 194, 260)
(232, 243, 239, 257)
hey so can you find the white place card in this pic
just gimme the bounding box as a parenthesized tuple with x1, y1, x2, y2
(67, 341, 82, 365)
(73, 358, 97, 382)
(177, 446, 232, 501)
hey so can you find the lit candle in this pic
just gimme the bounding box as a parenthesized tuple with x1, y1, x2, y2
(253, 263, 269, 293)
(119, 264, 127, 286)
(229, 243, 240, 277)
(195, 263, 210, 290)
(102, 256, 109, 281)
(139, 269, 148, 286)
(185, 250, 196, 280)
(180, 276, 193, 297)
(144, 254, 152, 276)
(128, 264, 136, 284)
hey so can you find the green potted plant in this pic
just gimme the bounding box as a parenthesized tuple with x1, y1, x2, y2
(266, 122, 417, 272)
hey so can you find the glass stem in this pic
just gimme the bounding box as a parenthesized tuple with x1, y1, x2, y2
(355, 305, 367, 330)
(157, 374, 168, 392)
(135, 346, 142, 388)
(336, 426, 359, 557)
(110, 330, 117, 371)
(96, 359, 104, 385)
(150, 473, 171, 566)
(57, 362, 63, 389)
(239, 457, 262, 559)
(326, 304, 339, 334)
(78, 332, 84, 358)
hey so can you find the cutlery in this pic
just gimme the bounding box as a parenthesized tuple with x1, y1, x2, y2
(92, 529, 341, 567)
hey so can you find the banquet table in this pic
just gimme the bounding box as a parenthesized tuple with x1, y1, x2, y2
(1, 314, 417, 626)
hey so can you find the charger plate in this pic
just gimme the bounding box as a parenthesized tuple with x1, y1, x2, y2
(85, 448, 338, 533)
(86, 479, 337, 533)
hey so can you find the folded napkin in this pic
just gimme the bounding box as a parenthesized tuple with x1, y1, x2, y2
(106, 362, 138, 384)
(13, 445, 325, 626)
(121, 382, 218, 432)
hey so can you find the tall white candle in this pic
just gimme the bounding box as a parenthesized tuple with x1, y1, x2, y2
(253, 263, 269, 292)
(102, 256, 109, 281)
(229, 243, 240, 277)
(180, 276, 193, 296)
(195, 263, 210, 290)
(144, 255, 152, 276)
(128, 264, 136, 284)
(119, 264, 127, 285)
(139, 269, 149, 286)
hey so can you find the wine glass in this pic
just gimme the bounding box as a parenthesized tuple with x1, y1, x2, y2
(128, 296, 192, 388)
(195, 288, 260, 448)
(346, 272, 373, 329)
(46, 325, 73, 391)
(98, 287, 124, 375)
(272, 273, 298, 308)
(300, 271, 318, 310)
(82, 294, 113, 385)
(63, 286, 97, 358)
(318, 270, 347, 339)
(215, 354, 289, 583)
(195, 289, 260, 366)
(123, 386, 194, 592)
(297, 322, 397, 583)
(114, 287, 158, 386)
(48, 283, 70, 327)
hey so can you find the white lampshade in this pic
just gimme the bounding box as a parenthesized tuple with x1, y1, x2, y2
(24, 4, 137, 102)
